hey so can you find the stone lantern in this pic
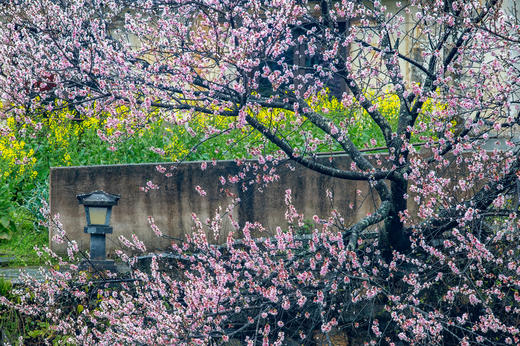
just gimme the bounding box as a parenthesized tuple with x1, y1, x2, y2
(77, 190, 120, 271)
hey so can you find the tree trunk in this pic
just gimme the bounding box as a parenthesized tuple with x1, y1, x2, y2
(385, 179, 410, 254)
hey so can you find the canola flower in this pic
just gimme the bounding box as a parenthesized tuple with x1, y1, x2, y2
(0, 117, 37, 181)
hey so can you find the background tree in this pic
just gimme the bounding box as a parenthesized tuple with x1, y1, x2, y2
(1, 0, 520, 344)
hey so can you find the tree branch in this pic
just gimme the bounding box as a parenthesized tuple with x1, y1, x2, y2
(347, 200, 392, 250)
(245, 114, 396, 182)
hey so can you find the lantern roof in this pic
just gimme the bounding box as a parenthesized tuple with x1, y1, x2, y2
(77, 190, 120, 206)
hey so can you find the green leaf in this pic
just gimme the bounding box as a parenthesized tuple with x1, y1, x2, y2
(27, 329, 44, 338)
(0, 217, 10, 229)
(0, 233, 11, 240)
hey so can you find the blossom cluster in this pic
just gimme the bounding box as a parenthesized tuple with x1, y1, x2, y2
(2, 190, 519, 344)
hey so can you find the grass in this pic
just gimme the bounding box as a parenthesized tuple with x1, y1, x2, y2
(0, 226, 47, 267)
(0, 203, 48, 267)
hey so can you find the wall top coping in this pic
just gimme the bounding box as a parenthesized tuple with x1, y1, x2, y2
(48, 154, 360, 171)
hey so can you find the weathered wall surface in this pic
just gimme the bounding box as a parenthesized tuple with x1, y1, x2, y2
(49, 157, 380, 255)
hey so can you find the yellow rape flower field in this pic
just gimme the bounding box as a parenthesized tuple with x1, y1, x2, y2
(0, 136, 37, 179)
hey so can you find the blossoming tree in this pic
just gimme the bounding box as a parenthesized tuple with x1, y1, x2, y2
(1, 0, 520, 344)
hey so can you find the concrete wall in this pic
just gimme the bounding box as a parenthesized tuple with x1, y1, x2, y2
(49, 158, 379, 255)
